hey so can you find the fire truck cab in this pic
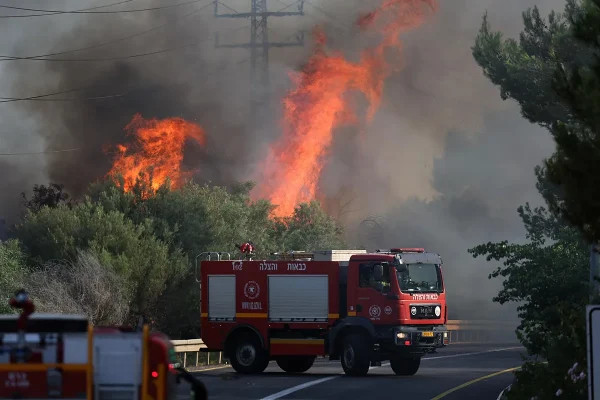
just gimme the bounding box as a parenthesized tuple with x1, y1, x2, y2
(198, 248, 449, 377)
(0, 291, 207, 400)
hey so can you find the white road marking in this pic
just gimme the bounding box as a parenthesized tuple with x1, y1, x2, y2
(259, 376, 339, 400)
(496, 385, 511, 400)
(258, 346, 523, 400)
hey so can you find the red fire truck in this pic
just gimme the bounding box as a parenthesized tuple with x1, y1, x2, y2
(198, 248, 449, 376)
(0, 290, 207, 399)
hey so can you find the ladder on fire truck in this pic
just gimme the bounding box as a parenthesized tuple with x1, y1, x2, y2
(0, 292, 161, 400)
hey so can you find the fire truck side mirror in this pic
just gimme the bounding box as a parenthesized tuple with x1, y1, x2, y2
(373, 264, 384, 281)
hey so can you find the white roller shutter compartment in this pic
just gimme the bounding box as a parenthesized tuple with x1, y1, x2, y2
(208, 275, 236, 321)
(268, 275, 329, 322)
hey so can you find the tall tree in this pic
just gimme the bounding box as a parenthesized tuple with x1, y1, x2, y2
(472, 0, 600, 291)
(541, 0, 600, 243)
(471, 1, 600, 397)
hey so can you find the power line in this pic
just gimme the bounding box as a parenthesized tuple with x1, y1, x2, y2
(0, 23, 249, 62)
(0, 82, 128, 103)
(0, 148, 81, 156)
(0, 19, 255, 104)
(0, 94, 126, 103)
(0, 0, 203, 18)
(0, 1, 211, 61)
(0, 0, 136, 18)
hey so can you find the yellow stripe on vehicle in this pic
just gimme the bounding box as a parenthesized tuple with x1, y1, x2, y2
(155, 363, 165, 400)
(270, 339, 325, 345)
(141, 324, 149, 400)
(0, 363, 89, 372)
(201, 313, 208, 318)
(348, 311, 357, 317)
(328, 313, 339, 319)
(236, 313, 268, 318)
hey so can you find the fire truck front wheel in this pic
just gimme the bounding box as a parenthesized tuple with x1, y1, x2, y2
(275, 356, 316, 373)
(229, 333, 269, 374)
(390, 356, 421, 376)
(340, 333, 371, 376)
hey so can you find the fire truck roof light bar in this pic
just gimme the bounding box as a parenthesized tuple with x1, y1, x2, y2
(376, 248, 425, 253)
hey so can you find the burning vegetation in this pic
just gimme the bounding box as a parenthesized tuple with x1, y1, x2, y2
(107, 113, 205, 192)
(105, 0, 437, 216)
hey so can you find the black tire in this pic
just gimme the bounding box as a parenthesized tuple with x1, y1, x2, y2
(276, 356, 316, 373)
(228, 333, 269, 374)
(340, 333, 371, 376)
(390, 356, 421, 376)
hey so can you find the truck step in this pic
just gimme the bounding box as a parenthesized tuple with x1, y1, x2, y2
(370, 361, 382, 367)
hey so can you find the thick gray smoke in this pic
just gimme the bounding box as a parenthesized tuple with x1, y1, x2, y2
(0, 0, 565, 323)
(330, 0, 564, 322)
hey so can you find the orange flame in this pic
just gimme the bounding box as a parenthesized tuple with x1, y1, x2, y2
(107, 113, 205, 192)
(252, 0, 438, 217)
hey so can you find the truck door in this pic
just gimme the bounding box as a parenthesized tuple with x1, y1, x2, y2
(353, 262, 391, 321)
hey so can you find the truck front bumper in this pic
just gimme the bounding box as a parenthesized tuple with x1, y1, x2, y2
(393, 325, 448, 353)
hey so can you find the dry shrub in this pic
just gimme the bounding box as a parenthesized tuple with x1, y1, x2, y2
(28, 250, 130, 325)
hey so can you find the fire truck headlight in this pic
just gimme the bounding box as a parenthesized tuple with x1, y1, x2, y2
(396, 332, 407, 339)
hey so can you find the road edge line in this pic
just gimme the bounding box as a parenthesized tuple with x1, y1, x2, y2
(259, 376, 338, 400)
(430, 367, 520, 400)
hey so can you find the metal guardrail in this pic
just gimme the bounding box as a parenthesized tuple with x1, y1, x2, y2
(171, 320, 518, 369)
(171, 339, 225, 369)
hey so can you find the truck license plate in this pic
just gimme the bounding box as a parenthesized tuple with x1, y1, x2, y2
(422, 331, 434, 337)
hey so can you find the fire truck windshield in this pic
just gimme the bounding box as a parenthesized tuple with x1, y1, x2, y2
(396, 263, 442, 293)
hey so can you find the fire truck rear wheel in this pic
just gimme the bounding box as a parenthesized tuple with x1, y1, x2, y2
(229, 333, 269, 374)
(340, 333, 371, 376)
(275, 356, 316, 373)
(390, 356, 421, 376)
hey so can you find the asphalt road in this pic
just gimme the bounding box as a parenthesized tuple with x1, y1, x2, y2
(178, 343, 523, 400)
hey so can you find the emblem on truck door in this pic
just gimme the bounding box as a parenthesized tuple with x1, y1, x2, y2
(384, 306, 392, 315)
(369, 305, 381, 318)
(244, 281, 260, 300)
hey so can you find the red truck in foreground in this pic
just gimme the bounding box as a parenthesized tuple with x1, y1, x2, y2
(0, 290, 207, 399)
(198, 248, 449, 376)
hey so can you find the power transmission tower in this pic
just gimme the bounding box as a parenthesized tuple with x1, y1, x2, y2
(214, 1, 305, 117)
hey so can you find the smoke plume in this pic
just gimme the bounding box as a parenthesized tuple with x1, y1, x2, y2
(0, 0, 565, 322)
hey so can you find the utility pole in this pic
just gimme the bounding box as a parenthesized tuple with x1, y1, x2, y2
(214, 1, 305, 119)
